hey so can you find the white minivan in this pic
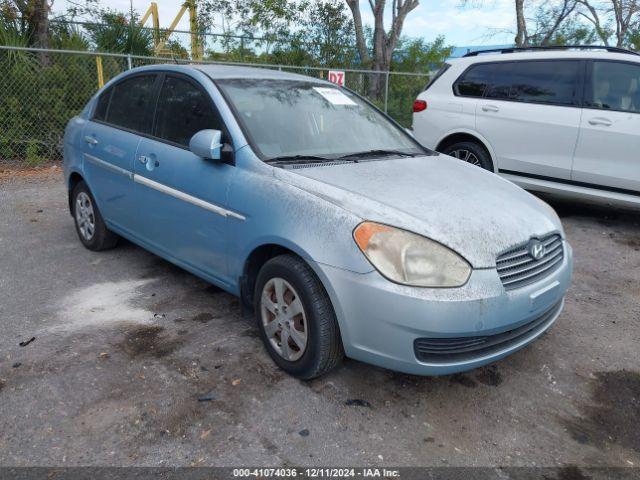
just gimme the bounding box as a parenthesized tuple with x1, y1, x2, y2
(412, 46, 640, 209)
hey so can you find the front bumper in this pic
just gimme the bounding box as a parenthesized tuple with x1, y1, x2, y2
(312, 242, 573, 376)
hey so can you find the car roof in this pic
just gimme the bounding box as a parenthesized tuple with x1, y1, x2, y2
(449, 49, 640, 66)
(128, 63, 329, 83)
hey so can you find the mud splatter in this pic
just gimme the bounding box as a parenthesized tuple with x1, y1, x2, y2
(475, 365, 503, 387)
(191, 312, 215, 323)
(120, 325, 182, 358)
(562, 370, 640, 451)
(450, 374, 478, 388)
(613, 237, 640, 250)
(543, 465, 589, 480)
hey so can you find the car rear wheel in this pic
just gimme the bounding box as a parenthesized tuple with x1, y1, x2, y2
(442, 141, 493, 171)
(72, 181, 118, 251)
(254, 254, 343, 379)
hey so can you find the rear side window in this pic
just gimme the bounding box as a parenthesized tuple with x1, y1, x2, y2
(104, 75, 157, 133)
(93, 89, 111, 121)
(153, 76, 220, 147)
(454, 64, 494, 97)
(587, 61, 640, 113)
(455, 60, 580, 106)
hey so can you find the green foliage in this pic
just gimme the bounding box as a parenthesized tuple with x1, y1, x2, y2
(0, 49, 107, 162)
(50, 21, 90, 50)
(84, 10, 153, 55)
(387, 36, 452, 127)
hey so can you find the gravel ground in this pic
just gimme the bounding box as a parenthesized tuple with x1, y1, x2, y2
(0, 171, 639, 471)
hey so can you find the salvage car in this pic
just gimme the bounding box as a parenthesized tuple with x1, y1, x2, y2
(63, 64, 573, 379)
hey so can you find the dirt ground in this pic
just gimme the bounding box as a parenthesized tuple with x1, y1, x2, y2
(1, 171, 639, 472)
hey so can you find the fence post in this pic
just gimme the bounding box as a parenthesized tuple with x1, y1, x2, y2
(384, 71, 390, 113)
(127, 54, 133, 70)
(96, 56, 105, 88)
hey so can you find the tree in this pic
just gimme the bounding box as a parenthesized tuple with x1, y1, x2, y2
(1, 0, 52, 63)
(344, 0, 420, 98)
(576, 0, 640, 46)
(515, 0, 528, 45)
(84, 10, 154, 55)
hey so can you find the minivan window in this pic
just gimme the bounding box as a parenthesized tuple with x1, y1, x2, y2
(105, 75, 157, 133)
(587, 61, 640, 113)
(454, 64, 493, 97)
(455, 60, 580, 106)
(153, 76, 220, 147)
(217, 79, 423, 160)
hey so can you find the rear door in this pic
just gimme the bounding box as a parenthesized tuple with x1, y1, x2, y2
(82, 73, 158, 234)
(472, 59, 583, 179)
(133, 73, 237, 284)
(572, 60, 640, 193)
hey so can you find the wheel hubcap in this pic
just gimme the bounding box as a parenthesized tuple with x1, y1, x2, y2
(451, 149, 482, 167)
(75, 192, 95, 241)
(260, 277, 308, 361)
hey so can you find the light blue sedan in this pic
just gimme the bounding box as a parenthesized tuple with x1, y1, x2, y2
(63, 64, 573, 379)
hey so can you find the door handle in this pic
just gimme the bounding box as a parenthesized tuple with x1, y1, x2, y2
(84, 136, 98, 145)
(588, 117, 612, 127)
(482, 105, 500, 112)
(138, 155, 150, 165)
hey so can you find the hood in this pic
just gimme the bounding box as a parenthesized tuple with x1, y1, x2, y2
(274, 155, 563, 269)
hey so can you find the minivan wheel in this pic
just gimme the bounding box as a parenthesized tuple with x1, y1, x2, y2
(254, 254, 344, 379)
(442, 141, 494, 171)
(72, 181, 118, 251)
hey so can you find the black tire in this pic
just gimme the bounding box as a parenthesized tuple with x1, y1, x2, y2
(71, 180, 118, 251)
(441, 141, 494, 171)
(254, 254, 344, 379)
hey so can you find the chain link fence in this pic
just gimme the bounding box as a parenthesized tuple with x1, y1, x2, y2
(0, 45, 431, 165)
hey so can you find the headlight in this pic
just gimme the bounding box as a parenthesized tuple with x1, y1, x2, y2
(353, 222, 471, 287)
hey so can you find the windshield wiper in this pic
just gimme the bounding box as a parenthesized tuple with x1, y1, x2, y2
(337, 149, 417, 160)
(265, 154, 332, 164)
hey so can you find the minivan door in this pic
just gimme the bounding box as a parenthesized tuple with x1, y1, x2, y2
(473, 60, 583, 179)
(81, 74, 158, 234)
(572, 60, 640, 193)
(133, 74, 237, 285)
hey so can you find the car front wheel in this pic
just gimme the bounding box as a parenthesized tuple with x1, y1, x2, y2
(442, 141, 494, 171)
(254, 254, 343, 379)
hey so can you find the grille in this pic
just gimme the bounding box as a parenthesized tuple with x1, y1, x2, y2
(414, 300, 562, 363)
(496, 234, 564, 290)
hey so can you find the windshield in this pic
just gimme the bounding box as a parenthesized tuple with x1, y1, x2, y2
(216, 79, 425, 161)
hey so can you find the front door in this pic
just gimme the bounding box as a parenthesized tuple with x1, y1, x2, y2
(572, 60, 640, 193)
(474, 59, 583, 180)
(133, 73, 237, 285)
(81, 74, 158, 233)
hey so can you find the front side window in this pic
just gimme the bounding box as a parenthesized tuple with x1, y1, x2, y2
(153, 76, 220, 147)
(217, 79, 423, 160)
(104, 75, 157, 133)
(587, 61, 640, 113)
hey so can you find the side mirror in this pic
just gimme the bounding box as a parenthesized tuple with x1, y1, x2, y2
(189, 129, 223, 161)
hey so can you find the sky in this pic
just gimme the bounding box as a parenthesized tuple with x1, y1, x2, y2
(51, 0, 518, 48)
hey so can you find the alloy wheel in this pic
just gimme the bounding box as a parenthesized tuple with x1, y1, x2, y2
(450, 149, 482, 167)
(260, 277, 308, 361)
(75, 192, 96, 241)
